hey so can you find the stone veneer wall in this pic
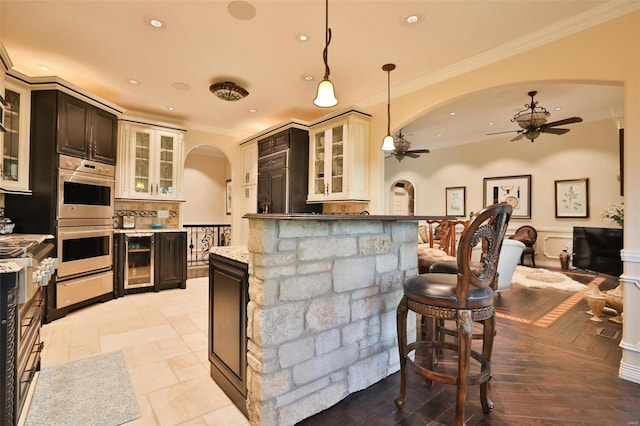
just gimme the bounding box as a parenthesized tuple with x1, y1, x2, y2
(245, 217, 418, 425)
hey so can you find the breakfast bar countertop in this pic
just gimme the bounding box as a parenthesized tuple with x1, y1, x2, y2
(209, 246, 248, 264)
(243, 213, 445, 221)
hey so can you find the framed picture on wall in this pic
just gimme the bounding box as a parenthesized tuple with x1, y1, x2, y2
(445, 186, 466, 217)
(226, 179, 232, 215)
(555, 178, 589, 218)
(483, 174, 532, 219)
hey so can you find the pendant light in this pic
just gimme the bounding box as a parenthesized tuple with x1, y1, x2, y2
(313, 0, 338, 107)
(380, 63, 396, 151)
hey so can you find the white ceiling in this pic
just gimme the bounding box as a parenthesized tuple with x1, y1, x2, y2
(0, 1, 633, 150)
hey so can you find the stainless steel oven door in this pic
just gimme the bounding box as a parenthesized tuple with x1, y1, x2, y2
(57, 222, 113, 278)
(57, 168, 114, 219)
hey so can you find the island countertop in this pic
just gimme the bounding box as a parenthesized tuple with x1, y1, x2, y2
(243, 213, 450, 221)
(209, 245, 249, 264)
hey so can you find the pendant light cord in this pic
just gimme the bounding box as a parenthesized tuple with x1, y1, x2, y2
(386, 68, 391, 135)
(322, 0, 331, 80)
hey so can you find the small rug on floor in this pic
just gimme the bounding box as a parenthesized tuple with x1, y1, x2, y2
(511, 266, 587, 291)
(25, 351, 140, 426)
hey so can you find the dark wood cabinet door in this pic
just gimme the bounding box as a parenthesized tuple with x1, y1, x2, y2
(57, 93, 91, 158)
(56, 92, 117, 164)
(208, 254, 249, 416)
(155, 232, 187, 290)
(91, 108, 117, 164)
(269, 167, 287, 214)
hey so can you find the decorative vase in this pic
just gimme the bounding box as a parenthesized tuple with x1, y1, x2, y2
(584, 284, 607, 322)
(605, 283, 624, 324)
(559, 249, 570, 271)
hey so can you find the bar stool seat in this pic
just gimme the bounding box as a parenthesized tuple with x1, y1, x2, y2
(395, 203, 512, 426)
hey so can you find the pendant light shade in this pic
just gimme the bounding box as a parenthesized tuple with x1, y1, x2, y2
(381, 134, 395, 151)
(314, 79, 338, 107)
(381, 63, 396, 151)
(314, 0, 338, 108)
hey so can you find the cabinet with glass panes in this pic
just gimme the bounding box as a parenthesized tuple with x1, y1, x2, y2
(116, 120, 185, 200)
(1, 79, 31, 192)
(307, 110, 370, 203)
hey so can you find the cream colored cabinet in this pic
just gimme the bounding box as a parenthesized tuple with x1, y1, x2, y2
(239, 141, 257, 245)
(1, 79, 31, 192)
(116, 121, 185, 200)
(241, 141, 258, 186)
(307, 110, 370, 202)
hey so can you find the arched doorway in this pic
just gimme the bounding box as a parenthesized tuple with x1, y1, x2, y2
(389, 180, 415, 215)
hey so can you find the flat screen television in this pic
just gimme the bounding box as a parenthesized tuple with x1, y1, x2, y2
(572, 226, 623, 276)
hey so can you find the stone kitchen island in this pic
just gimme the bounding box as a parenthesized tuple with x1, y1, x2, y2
(210, 214, 425, 425)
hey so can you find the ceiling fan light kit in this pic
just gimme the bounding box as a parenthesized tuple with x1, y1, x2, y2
(489, 90, 583, 142)
(209, 81, 249, 101)
(313, 0, 338, 108)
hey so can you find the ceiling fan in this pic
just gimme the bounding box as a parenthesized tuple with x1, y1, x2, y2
(488, 90, 583, 142)
(386, 130, 430, 161)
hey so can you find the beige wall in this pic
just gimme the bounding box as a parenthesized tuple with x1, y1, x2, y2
(183, 153, 230, 224)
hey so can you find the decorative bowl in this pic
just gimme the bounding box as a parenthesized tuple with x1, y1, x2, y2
(149, 223, 165, 229)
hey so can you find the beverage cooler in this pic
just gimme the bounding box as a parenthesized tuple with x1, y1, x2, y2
(125, 233, 154, 290)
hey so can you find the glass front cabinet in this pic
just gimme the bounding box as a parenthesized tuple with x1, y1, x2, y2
(116, 121, 185, 200)
(307, 110, 370, 203)
(1, 79, 31, 192)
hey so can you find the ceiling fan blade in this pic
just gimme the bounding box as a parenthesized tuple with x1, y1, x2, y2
(542, 116, 583, 128)
(541, 127, 570, 135)
(510, 133, 525, 141)
(404, 152, 420, 158)
(487, 130, 520, 136)
(407, 149, 430, 154)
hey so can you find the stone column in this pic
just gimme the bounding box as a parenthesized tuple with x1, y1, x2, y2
(245, 217, 418, 425)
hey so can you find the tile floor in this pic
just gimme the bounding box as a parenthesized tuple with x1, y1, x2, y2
(31, 277, 249, 426)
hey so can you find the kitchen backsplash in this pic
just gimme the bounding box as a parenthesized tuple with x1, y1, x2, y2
(114, 200, 180, 228)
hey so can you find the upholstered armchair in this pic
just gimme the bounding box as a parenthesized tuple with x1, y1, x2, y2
(510, 225, 537, 267)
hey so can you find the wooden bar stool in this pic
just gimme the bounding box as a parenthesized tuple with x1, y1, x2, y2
(395, 203, 512, 426)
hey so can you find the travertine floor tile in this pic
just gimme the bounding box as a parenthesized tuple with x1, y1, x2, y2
(35, 278, 250, 425)
(147, 377, 232, 426)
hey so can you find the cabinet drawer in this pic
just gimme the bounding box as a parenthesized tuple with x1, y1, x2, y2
(56, 271, 113, 309)
(258, 152, 287, 171)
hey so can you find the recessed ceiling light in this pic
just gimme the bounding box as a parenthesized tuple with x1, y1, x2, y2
(172, 82, 191, 91)
(38, 65, 50, 71)
(437, 133, 443, 137)
(488, 122, 495, 126)
(303, 75, 314, 81)
(297, 33, 310, 42)
(403, 14, 422, 25)
(149, 18, 164, 28)
(128, 79, 139, 85)
(555, 107, 563, 111)
(167, 106, 175, 112)
(449, 112, 456, 116)
(249, 109, 257, 113)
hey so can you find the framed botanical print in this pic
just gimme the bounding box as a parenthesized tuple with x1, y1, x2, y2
(555, 178, 589, 218)
(445, 186, 466, 217)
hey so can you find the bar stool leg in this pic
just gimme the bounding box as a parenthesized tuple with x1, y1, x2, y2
(480, 315, 496, 413)
(455, 310, 473, 426)
(394, 297, 408, 409)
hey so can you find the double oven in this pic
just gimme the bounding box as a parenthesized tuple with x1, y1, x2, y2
(55, 154, 114, 310)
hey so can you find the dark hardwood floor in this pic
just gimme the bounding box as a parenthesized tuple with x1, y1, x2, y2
(298, 270, 640, 425)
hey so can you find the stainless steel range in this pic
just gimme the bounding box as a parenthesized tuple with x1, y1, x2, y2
(0, 234, 56, 424)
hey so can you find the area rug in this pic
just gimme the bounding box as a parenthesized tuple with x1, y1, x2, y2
(25, 351, 140, 426)
(511, 266, 587, 291)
